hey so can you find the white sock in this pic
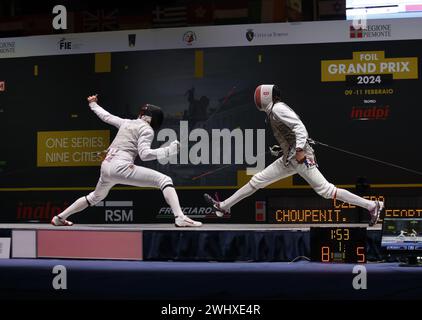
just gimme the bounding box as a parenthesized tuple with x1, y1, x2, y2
(220, 182, 257, 211)
(335, 188, 375, 211)
(162, 187, 184, 217)
(58, 197, 89, 220)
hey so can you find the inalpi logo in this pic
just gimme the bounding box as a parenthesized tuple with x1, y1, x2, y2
(351, 105, 390, 120)
(17, 201, 69, 221)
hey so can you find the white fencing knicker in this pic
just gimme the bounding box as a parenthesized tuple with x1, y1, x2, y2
(250, 156, 336, 199)
(85, 148, 173, 206)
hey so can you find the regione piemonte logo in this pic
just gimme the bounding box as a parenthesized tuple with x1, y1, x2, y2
(349, 24, 391, 39)
(350, 26, 363, 38)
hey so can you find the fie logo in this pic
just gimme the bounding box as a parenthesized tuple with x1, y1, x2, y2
(59, 38, 72, 50)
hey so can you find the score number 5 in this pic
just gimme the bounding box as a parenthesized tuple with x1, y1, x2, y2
(357, 246, 365, 263)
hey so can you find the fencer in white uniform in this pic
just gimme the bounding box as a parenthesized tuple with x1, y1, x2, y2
(205, 84, 384, 226)
(51, 95, 202, 227)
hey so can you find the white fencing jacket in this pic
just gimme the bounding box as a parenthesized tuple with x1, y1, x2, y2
(89, 102, 172, 162)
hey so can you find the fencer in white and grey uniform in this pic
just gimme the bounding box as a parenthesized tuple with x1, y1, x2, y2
(205, 84, 383, 226)
(51, 95, 202, 227)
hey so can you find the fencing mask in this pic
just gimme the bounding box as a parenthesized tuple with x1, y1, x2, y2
(254, 84, 281, 111)
(139, 104, 164, 131)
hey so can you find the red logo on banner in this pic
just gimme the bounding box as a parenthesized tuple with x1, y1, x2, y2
(351, 105, 390, 120)
(350, 26, 363, 38)
(0, 81, 5, 92)
(16, 201, 69, 221)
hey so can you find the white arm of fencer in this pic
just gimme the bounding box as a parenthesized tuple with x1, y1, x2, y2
(138, 128, 179, 161)
(89, 102, 125, 128)
(272, 102, 309, 149)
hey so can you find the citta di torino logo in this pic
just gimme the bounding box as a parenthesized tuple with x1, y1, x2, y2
(245, 28, 288, 42)
(246, 29, 254, 41)
(95, 201, 134, 222)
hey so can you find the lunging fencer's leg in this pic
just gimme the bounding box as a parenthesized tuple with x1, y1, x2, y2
(57, 197, 89, 220)
(335, 188, 384, 226)
(204, 184, 257, 217)
(51, 197, 91, 226)
(205, 158, 295, 217)
(52, 176, 114, 226)
(114, 164, 202, 227)
(162, 185, 184, 217)
(335, 188, 373, 210)
(296, 163, 384, 226)
(219, 182, 257, 212)
(162, 185, 201, 227)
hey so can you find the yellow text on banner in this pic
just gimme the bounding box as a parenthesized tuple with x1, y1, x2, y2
(37, 130, 110, 167)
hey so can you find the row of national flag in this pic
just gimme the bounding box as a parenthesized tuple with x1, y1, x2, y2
(0, 0, 287, 36)
(0, 1, 345, 37)
(151, 0, 288, 28)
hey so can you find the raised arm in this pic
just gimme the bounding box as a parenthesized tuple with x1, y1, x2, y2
(138, 127, 179, 161)
(87, 95, 125, 128)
